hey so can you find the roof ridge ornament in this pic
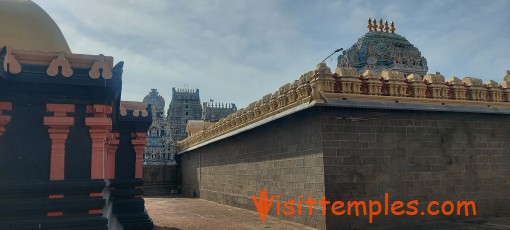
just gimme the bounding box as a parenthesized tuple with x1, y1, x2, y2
(367, 18, 395, 33)
(47, 52, 73, 77)
(3, 46, 21, 74)
(89, 54, 112, 79)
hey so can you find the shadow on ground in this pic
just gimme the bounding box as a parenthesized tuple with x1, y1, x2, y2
(154, 226, 182, 230)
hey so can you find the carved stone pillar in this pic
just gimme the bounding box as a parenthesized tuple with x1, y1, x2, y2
(462, 77, 487, 101)
(277, 84, 290, 108)
(44, 104, 75, 181)
(287, 81, 299, 103)
(0, 101, 12, 137)
(268, 93, 278, 111)
(501, 81, 510, 102)
(107, 133, 120, 179)
(132, 132, 147, 179)
(381, 70, 407, 97)
(85, 105, 112, 179)
(485, 80, 503, 102)
(446, 77, 467, 100)
(361, 70, 382, 95)
(407, 74, 427, 98)
(335, 67, 362, 94)
(423, 74, 448, 99)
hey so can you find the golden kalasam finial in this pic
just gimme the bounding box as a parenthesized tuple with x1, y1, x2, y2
(390, 21, 395, 33)
(384, 20, 389, 32)
(373, 18, 378, 31)
(379, 19, 384, 31)
(368, 18, 373, 31)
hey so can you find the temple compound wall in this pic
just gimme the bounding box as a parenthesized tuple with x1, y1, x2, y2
(177, 63, 510, 229)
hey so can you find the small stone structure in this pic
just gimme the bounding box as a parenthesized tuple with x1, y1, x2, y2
(202, 101, 237, 122)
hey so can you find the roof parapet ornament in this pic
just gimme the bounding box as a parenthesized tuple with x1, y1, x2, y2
(89, 54, 112, 79)
(368, 18, 395, 33)
(3, 46, 21, 74)
(47, 52, 73, 77)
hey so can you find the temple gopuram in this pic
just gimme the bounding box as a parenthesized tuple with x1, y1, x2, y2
(143, 89, 173, 165)
(142, 87, 236, 195)
(176, 19, 510, 229)
(0, 1, 153, 229)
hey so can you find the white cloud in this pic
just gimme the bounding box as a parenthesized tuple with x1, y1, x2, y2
(33, 0, 510, 109)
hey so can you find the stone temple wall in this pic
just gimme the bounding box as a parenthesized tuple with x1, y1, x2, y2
(143, 165, 180, 195)
(320, 106, 510, 228)
(179, 108, 327, 228)
(177, 62, 510, 229)
(178, 105, 510, 229)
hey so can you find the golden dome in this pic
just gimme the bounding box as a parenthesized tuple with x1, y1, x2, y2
(0, 0, 71, 53)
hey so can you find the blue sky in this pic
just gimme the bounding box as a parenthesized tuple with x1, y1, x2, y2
(33, 0, 510, 109)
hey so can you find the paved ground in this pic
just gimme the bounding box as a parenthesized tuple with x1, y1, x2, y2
(145, 196, 316, 230)
(145, 196, 510, 230)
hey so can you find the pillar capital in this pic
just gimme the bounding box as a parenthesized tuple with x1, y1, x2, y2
(44, 103, 75, 181)
(86, 104, 112, 117)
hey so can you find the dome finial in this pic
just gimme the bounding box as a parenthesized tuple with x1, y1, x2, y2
(367, 18, 373, 31)
(373, 19, 378, 31)
(390, 21, 395, 33)
(384, 20, 389, 33)
(379, 19, 384, 31)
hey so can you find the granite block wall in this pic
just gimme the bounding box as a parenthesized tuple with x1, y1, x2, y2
(321, 107, 510, 229)
(179, 109, 327, 229)
(143, 165, 179, 195)
(179, 106, 510, 229)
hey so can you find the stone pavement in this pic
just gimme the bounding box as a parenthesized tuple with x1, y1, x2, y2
(145, 196, 317, 230)
(145, 196, 510, 230)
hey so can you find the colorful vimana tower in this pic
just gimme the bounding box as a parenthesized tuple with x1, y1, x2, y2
(337, 18, 428, 75)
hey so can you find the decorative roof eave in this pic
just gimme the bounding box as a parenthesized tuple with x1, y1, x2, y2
(120, 101, 150, 118)
(1, 45, 116, 80)
(115, 101, 152, 133)
(177, 62, 510, 152)
(112, 101, 152, 140)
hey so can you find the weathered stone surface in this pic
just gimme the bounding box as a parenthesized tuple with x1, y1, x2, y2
(179, 109, 326, 229)
(179, 106, 510, 229)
